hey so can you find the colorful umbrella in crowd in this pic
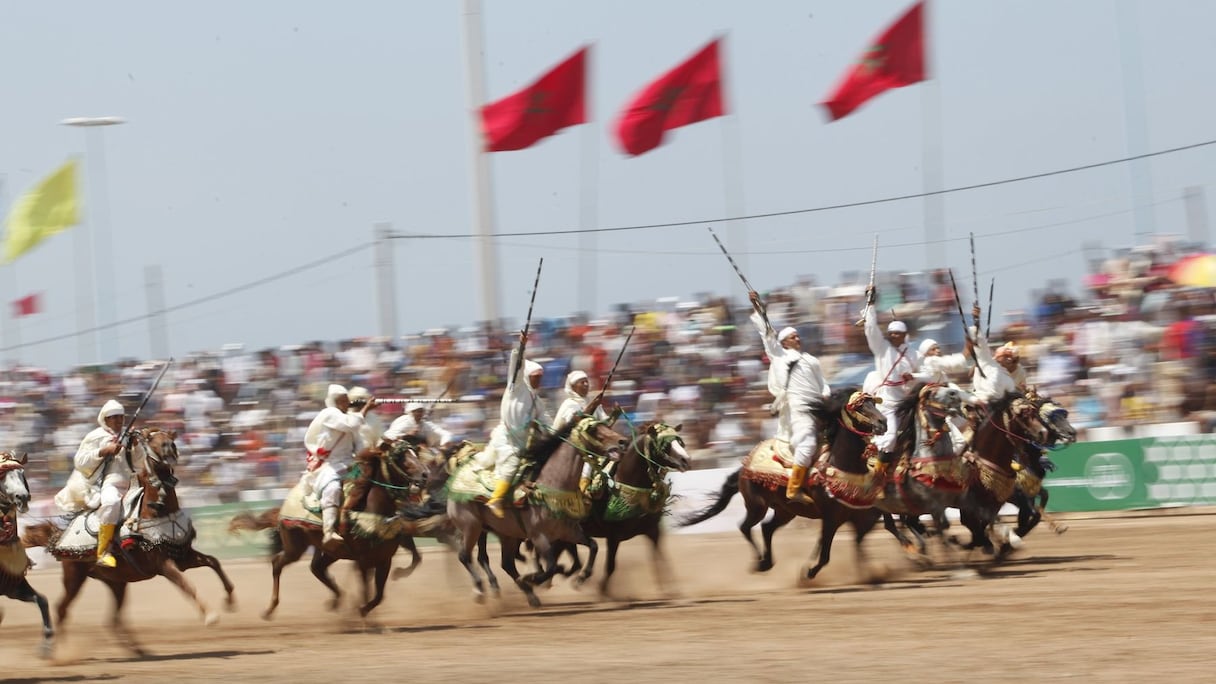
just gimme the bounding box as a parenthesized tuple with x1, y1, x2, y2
(1167, 254, 1216, 288)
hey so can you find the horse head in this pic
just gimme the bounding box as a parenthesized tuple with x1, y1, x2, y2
(919, 383, 979, 419)
(572, 415, 629, 463)
(1025, 387, 1077, 447)
(839, 389, 886, 438)
(0, 451, 31, 514)
(637, 422, 691, 472)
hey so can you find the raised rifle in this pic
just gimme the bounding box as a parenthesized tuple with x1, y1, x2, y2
(587, 325, 635, 420)
(947, 270, 986, 380)
(855, 235, 879, 327)
(709, 226, 773, 330)
(510, 258, 544, 383)
(113, 358, 174, 473)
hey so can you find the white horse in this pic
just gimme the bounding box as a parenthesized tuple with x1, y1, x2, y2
(1, 451, 54, 657)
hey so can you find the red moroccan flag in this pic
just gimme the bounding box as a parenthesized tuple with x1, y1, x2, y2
(481, 47, 588, 152)
(821, 2, 925, 121)
(614, 39, 725, 156)
(12, 293, 39, 317)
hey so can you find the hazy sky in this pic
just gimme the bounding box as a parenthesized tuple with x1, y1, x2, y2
(2, 1, 1215, 372)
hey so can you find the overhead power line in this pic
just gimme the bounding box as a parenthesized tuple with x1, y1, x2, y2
(389, 137, 1216, 240)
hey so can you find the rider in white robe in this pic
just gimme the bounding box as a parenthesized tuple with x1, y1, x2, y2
(54, 399, 129, 567)
(485, 341, 552, 518)
(554, 370, 609, 495)
(864, 299, 919, 462)
(300, 384, 376, 545)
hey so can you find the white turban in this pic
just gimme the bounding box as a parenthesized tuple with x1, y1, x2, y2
(565, 370, 589, 398)
(918, 338, 939, 357)
(405, 402, 425, 414)
(777, 327, 798, 343)
(888, 321, 908, 333)
(524, 360, 543, 377)
(325, 383, 348, 409)
(98, 399, 124, 427)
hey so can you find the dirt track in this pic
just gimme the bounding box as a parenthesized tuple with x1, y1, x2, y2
(2, 513, 1214, 683)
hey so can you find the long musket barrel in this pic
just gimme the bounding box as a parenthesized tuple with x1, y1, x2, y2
(118, 358, 174, 443)
(376, 397, 461, 405)
(855, 235, 879, 327)
(510, 258, 544, 381)
(948, 270, 986, 380)
(969, 232, 981, 328)
(986, 277, 995, 338)
(589, 326, 636, 412)
(708, 226, 755, 293)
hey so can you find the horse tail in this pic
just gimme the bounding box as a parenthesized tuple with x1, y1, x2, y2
(20, 521, 56, 548)
(676, 468, 741, 528)
(227, 507, 280, 534)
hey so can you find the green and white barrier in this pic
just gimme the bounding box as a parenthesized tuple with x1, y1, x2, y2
(1046, 435, 1216, 512)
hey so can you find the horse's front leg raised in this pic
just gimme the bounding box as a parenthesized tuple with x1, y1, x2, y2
(185, 549, 237, 612)
(159, 557, 218, 626)
(308, 549, 342, 611)
(11, 578, 54, 657)
(391, 536, 423, 581)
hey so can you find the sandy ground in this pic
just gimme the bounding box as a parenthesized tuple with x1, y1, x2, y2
(1, 513, 1214, 684)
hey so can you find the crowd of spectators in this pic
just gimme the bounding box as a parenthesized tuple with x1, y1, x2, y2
(5, 239, 1216, 504)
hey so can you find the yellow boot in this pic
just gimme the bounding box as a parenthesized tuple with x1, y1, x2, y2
(485, 479, 512, 519)
(786, 465, 811, 503)
(96, 523, 118, 568)
(578, 477, 591, 496)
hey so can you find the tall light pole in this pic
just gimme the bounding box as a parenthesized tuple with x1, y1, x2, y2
(61, 116, 125, 365)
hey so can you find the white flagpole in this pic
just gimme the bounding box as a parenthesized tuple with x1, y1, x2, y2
(460, 0, 501, 326)
(1116, 0, 1155, 245)
(922, 0, 946, 272)
(718, 34, 748, 304)
(578, 44, 599, 317)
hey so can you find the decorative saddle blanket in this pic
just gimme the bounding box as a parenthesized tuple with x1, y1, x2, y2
(738, 438, 794, 491)
(48, 488, 194, 558)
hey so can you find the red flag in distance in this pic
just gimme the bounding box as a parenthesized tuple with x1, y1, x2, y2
(12, 293, 40, 317)
(821, 2, 925, 121)
(614, 39, 725, 156)
(481, 47, 588, 152)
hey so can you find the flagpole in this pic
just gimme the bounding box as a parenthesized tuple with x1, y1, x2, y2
(921, 0, 946, 273)
(1116, 0, 1155, 246)
(718, 34, 748, 305)
(578, 44, 599, 317)
(460, 0, 501, 326)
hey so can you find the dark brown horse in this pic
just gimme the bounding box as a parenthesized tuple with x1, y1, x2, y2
(447, 416, 628, 608)
(259, 440, 438, 620)
(956, 392, 1052, 559)
(1, 451, 53, 657)
(678, 387, 888, 582)
(21, 429, 236, 657)
(1009, 389, 1077, 539)
(553, 421, 692, 597)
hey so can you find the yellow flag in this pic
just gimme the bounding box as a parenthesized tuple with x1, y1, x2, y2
(3, 160, 81, 264)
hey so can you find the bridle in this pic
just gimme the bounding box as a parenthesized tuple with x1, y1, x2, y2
(839, 391, 883, 437)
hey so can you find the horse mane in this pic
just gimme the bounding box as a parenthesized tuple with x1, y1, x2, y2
(527, 417, 583, 463)
(984, 390, 1022, 417)
(891, 382, 928, 455)
(808, 386, 859, 445)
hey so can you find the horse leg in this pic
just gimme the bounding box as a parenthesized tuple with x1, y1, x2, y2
(476, 531, 501, 598)
(499, 538, 541, 608)
(736, 484, 768, 567)
(359, 555, 392, 619)
(159, 558, 218, 625)
(804, 507, 842, 582)
(1041, 489, 1068, 534)
(103, 580, 148, 658)
(308, 550, 342, 611)
(597, 536, 621, 598)
(850, 509, 883, 583)
(185, 550, 238, 612)
(757, 507, 796, 573)
(55, 562, 89, 629)
(391, 536, 423, 581)
(572, 536, 598, 588)
(263, 531, 307, 620)
(1013, 490, 1037, 537)
(11, 579, 54, 657)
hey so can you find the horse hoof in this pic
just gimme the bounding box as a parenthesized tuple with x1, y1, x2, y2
(224, 597, 238, 613)
(203, 612, 220, 627)
(754, 559, 774, 573)
(572, 576, 587, 590)
(472, 590, 486, 605)
(526, 594, 542, 609)
(326, 598, 340, 612)
(391, 567, 414, 581)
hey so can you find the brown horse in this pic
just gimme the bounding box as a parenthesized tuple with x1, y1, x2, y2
(21, 429, 236, 657)
(1, 451, 53, 657)
(259, 441, 440, 620)
(447, 416, 628, 608)
(554, 421, 692, 597)
(678, 387, 888, 581)
(956, 392, 1052, 558)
